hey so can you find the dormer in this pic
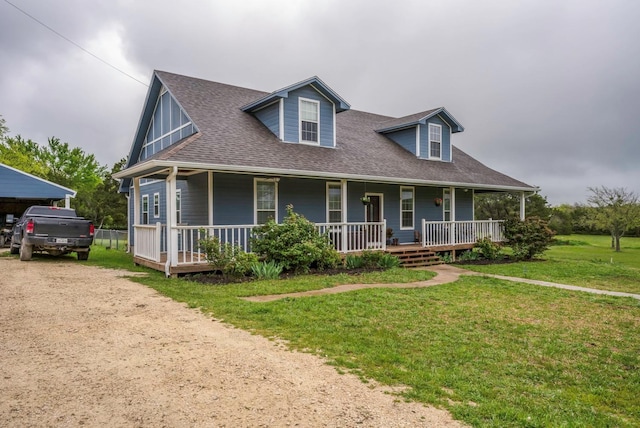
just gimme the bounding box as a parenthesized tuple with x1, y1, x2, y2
(375, 107, 464, 162)
(242, 76, 350, 148)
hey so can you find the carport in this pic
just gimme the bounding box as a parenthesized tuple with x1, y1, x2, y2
(0, 163, 76, 244)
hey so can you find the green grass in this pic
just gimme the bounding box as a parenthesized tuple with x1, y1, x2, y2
(74, 244, 640, 427)
(460, 235, 640, 294)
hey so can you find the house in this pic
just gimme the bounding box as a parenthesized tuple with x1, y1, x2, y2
(114, 71, 537, 276)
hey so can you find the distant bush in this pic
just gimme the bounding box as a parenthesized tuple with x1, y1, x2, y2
(475, 236, 502, 260)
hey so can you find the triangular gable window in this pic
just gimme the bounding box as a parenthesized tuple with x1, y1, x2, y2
(139, 87, 195, 161)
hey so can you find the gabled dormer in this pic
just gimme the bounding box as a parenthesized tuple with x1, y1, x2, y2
(242, 76, 350, 148)
(375, 107, 464, 162)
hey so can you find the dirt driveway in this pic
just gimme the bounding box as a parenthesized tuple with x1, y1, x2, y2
(0, 255, 463, 427)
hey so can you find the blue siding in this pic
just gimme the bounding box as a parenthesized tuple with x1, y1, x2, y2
(138, 181, 165, 225)
(0, 164, 73, 199)
(254, 101, 280, 137)
(179, 174, 209, 225)
(455, 190, 474, 221)
(212, 173, 254, 225)
(278, 177, 326, 223)
(419, 116, 452, 162)
(385, 127, 417, 155)
(283, 86, 335, 147)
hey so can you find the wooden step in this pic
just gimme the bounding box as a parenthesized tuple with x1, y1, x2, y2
(387, 248, 443, 267)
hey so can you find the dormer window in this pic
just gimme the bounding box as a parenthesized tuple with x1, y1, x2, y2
(429, 123, 442, 159)
(300, 98, 319, 143)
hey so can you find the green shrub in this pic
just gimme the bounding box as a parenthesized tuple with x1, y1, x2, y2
(345, 254, 364, 269)
(199, 235, 258, 278)
(360, 250, 386, 269)
(251, 205, 341, 273)
(475, 236, 502, 260)
(250, 260, 283, 280)
(458, 250, 480, 262)
(377, 253, 401, 269)
(503, 216, 555, 260)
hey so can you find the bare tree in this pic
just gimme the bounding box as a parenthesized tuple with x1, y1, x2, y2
(587, 186, 640, 252)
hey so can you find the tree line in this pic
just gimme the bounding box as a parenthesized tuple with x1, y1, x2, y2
(475, 189, 640, 252)
(0, 116, 127, 229)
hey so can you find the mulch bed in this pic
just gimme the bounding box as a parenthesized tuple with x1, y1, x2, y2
(185, 267, 384, 285)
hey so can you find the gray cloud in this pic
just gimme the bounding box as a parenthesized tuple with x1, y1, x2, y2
(1, 0, 638, 204)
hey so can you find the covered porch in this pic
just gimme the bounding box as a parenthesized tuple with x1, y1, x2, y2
(132, 218, 505, 276)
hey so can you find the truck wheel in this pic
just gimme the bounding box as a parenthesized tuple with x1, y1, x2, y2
(10, 237, 19, 254)
(77, 251, 89, 261)
(19, 240, 33, 261)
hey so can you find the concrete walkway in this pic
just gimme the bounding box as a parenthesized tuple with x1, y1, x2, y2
(244, 264, 640, 302)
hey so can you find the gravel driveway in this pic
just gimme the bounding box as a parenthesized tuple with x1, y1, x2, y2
(0, 255, 463, 427)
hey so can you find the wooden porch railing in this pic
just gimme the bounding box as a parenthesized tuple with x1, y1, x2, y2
(315, 221, 386, 253)
(421, 220, 504, 247)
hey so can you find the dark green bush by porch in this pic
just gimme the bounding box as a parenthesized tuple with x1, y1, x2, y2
(251, 205, 341, 273)
(503, 216, 555, 260)
(199, 236, 259, 278)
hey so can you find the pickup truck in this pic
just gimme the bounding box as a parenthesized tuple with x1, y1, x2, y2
(10, 206, 94, 261)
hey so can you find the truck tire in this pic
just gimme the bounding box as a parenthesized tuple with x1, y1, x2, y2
(19, 240, 33, 261)
(10, 244, 19, 255)
(77, 251, 89, 261)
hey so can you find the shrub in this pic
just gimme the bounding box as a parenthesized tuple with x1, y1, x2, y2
(199, 235, 259, 278)
(458, 250, 480, 262)
(377, 253, 401, 269)
(250, 260, 283, 280)
(475, 236, 502, 260)
(345, 254, 364, 269)
(251, 205, 341, 273)
(360, 250, 386, 269)
(503, 216, 555, 260)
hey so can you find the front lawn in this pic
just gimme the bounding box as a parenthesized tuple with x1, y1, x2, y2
(460, 235, 640, 294)
(88, 245, 640, 427)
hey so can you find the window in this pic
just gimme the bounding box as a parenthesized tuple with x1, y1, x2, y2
(400, 187, 414, 229)
(327, 183, 342, 223)
(255, 179, 277, 224)
(300, 98, 319, 143)
(429, 123, 442, 159)
(153, 193, 160, 218)
(443, 189, 451, 221)
(142, 195, 149, 224)
(175, 190, 182, 224)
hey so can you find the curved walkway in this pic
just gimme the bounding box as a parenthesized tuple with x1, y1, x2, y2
(244, 264, 640, 302)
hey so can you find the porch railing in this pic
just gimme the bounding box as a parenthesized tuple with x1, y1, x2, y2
(315, 221, 386, 253)
(134, 223, 162, 262)
(421, 220, 504, 247)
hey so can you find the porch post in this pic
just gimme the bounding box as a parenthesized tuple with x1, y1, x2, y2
(450, 187, 456, 245)
(165, 167, 178, 275)
(520, 192, 526, 220)
(208, 171, 214, 226)
(341, 180, 348, 252)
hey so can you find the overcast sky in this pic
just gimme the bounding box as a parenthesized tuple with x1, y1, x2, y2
(1, 0, 638, 205)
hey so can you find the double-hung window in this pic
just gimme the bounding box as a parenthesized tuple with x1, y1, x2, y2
(429, 123, 442, 159)
(142, 195, 149, 224)
(175, 190, 182, 224)
(327, 183, 342, 223)
(443, 189, 451, 221)
(255, 179, 277, 224)
(400, 187, 414, 229)
(300, 98, 319, 143)
(153, 193, 160, 218)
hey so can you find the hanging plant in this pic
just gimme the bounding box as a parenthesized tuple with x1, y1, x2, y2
(360, 196, 371, 205)
(434, 197, 443, 207)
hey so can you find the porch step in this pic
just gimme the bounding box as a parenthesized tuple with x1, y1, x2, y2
(387, 247, 443, 267)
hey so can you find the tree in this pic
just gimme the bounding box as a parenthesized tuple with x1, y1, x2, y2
(77, 158, 128, 229)
(475, 192, 551, 220)
(0, 115, 8, 141)
(0, 135, 50, 177)
(587, 186, 640, 252)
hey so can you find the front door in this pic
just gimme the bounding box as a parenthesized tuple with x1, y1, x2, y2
(365, 194, 382, 222)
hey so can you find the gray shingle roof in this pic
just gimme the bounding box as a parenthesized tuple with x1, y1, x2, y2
(139, 70, 534, 191)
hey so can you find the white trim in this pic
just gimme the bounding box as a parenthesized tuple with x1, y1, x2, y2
(326, 181, 342, 223)
(428, 123, 442, 160)
(153, 192, 160, 218)
(400, 186, 414, 230)
(298, 97, 320, 145)
(332, 103, 337, 147)
(254, 178, 278, 224)
(279, 99, 284, 140)
(415, 125, 421, 157)
(175, 189, 182, 224)
(114, 161, 539, 193)
(443, 188, 451, 221)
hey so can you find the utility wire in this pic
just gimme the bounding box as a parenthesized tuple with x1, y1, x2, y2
(3, 0, 148, 87)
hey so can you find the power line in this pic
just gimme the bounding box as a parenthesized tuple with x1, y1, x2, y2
(3, 0, 148, 87)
